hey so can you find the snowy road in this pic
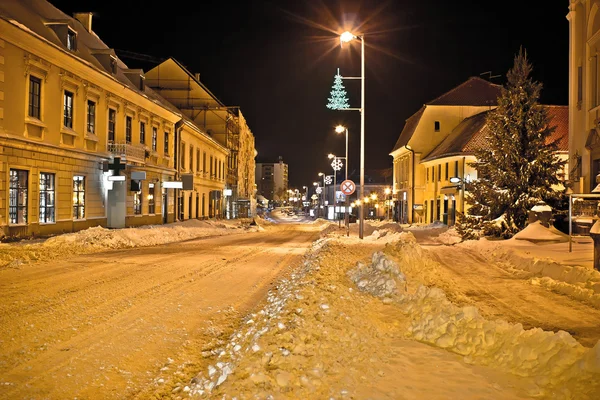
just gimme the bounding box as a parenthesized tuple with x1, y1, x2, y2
(0, 223, 321, 399)
(422, 243, 600, 347)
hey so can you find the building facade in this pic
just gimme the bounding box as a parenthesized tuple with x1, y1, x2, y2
(256, 158, 288, 203)
(145, 58, 257, 219)
(389, 77, 500, 224)
(568, 0, 600, 193)
(390, 77, 568, 225)
(0, 0, 235, 239)
(176, 119, 228, 220)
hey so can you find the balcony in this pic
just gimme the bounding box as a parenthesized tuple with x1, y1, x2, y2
(107, 141, 146, 162)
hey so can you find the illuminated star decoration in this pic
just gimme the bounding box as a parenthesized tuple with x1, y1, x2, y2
(326, 68, 350, 110)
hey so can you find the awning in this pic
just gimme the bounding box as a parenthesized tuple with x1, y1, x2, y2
(440, 185, 459, 195)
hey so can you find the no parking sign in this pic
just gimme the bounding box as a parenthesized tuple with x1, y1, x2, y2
(340, 180, 356, 196)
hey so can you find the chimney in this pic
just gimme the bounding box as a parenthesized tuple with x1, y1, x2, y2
(195, 73, 201, 81)
(74, 12, 93, 32)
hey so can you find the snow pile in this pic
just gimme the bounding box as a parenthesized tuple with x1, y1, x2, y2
(348, 251, 407, 301)
(435, 227, 462, 245)
(512, 221, 570, 243)
(0, 219, 260, 269)
(382, 236, 600, 398)
(457, 239, 600, 308)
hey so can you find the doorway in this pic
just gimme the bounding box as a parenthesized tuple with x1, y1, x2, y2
(162, 188, 168, 224)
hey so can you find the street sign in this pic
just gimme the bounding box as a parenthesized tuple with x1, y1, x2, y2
(340, 179, 356, 195)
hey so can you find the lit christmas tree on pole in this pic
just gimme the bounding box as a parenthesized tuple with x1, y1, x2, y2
(326, 68, 350, 110)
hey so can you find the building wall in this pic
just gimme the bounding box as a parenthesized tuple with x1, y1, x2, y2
(179, 122, 227, 219)
(0, 15, 180, 238)
(568, 0, 600, 193)
(273, 161, 288, 200)
(420, 155, 477, 225)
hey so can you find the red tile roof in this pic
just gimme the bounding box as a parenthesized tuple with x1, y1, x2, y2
(427, 76, 502, 106)
(390, 77, 502, 154)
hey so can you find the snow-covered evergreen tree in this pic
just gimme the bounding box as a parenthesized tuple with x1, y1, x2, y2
(326, 68, 350, 110)
(457, 48, 566, 239)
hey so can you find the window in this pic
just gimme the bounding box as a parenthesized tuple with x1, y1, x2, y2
(196, 149, 200, 172)
(210, 155, 214, 177)
(203, 152, 207, 172)
(126, 116, 132, 143)
(438, 165, 441, 182)
(189, 146, 194, 171)
(434, 121, 440, 132)
(29, 76, 41, 119)
(39, 172, 55, 223)
(73, 176, 85, 219)
(133, 190, 142, 215)
(108, 109, 116, 142)
(140, 121, 146, 144)
(164, 131, 169, 154)
(63, 90, 74, 128)
(426, 167, 429, 182)
(87, 100, 96, 134)
(148, 183, 155, 214)
(67, 29, 76, 51)
(9, 169, 28, 224)
(445, 162, 448, 180)
(152, 127, 157, 151)
(454, 160, 459, 177)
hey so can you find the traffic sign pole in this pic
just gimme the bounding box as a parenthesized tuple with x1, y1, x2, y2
(340, 179, 356, 236)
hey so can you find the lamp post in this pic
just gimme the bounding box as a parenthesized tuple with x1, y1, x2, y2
(318, 172, 327, 218)
(328, 153, 344, 226)
(340, 31, 365, 239)
(335, 125, 350, 235)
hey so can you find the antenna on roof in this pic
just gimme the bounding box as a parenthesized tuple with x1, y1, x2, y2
(480, 71, 501, 81)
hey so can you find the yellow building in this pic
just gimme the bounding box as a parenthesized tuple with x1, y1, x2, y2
(390, 78, 568, 225)
(176, 117, 228, 219)
(0, 0, 230, 238)
(567, 1, 600, 193)
(145, 59, 257, 219)
(389, 77, 500, 223)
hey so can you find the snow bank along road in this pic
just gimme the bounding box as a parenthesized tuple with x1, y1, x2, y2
(0, 223, 321, 399)
(421, 242, 600, 348)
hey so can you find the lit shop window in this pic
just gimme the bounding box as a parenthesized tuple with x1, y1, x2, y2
(9, 169, 28, 224)
(39, 172, 55, 223)
(148, 183, 155, 214)
(73, 175, 85, 219)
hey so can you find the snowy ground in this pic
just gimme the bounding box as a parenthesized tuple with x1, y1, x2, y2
(1, 211, 599, 399)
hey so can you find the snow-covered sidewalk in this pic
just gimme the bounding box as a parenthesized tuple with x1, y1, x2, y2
(0, 218, 263, 269)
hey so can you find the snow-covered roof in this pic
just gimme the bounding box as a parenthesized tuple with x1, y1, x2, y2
(423, 105, 569, 162)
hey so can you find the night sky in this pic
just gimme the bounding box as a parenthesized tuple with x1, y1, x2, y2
(49, 0, 569, 189)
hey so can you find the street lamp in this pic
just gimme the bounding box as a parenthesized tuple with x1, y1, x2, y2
(340, 30, 365, 239)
